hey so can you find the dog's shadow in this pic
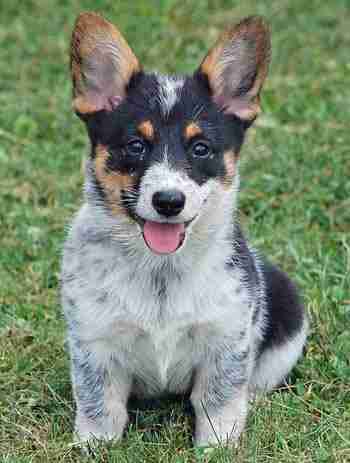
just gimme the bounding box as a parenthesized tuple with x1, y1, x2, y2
(126, 394, 195, 440)
(125, 368, 303, 441)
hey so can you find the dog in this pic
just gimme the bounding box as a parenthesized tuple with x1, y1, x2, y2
(61, 12, 308, 447)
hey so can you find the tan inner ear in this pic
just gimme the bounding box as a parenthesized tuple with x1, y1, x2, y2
(199, 16, 271, 120)
(200, 33, 228, 90)
(71, 12, 140, 115)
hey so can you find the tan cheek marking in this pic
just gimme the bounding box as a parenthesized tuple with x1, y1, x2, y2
(184, 122, 202, 140)
(138, 120, 154, 141)
(221, 150, 237, 189)
(95, 145, 134, 217)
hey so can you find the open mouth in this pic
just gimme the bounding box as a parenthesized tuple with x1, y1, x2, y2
(135, 217, 195, 255)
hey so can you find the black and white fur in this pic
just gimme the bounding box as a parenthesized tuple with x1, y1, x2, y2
(61, 12, 308, 447)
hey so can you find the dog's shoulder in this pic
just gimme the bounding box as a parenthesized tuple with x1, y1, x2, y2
(226, 224, 262, 292)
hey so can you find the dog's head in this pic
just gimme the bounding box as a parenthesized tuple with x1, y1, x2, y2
(70, 13, 270, 257)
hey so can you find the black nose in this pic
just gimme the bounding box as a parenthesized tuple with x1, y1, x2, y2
(152, 189, 186, 217)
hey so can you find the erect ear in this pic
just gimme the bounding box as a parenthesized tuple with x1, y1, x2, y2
(198, 16, 271, 122)
(70, 12, 141, 117)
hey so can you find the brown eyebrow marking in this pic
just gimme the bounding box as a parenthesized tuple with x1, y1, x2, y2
(184, 122, 202, 140)
(137, 120, 154, 140)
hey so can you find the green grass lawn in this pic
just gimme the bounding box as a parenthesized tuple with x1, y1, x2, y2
(1, 0, 349, 461)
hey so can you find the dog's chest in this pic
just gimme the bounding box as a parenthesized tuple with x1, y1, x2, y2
(95, 274, 248, 394)
(65, 239, 251, 394)
(131, 320, 196, 393)
(89, 308, 207, 395)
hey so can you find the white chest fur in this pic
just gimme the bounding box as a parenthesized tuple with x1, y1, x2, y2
(62, 210, 251, 396)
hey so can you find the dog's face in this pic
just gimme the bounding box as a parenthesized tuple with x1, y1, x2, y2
(71, 13, 270, 256)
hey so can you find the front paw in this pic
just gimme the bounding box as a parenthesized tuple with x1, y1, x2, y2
(74, 410, 128, 448)
(194, 400, 247, 447)
(195, 419, 242, 448)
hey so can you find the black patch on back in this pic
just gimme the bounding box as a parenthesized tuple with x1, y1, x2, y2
(227, 225, 305, 356)
(259, 261, 305, 352)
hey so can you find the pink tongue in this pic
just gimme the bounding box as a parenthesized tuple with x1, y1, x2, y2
(143, 221, 185, 254)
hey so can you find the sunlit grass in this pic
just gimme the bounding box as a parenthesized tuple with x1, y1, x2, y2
(0, 0, 349, 461)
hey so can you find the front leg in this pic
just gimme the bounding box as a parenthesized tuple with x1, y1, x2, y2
(191, 343, 250, 447)
(70, 341, 131, 445)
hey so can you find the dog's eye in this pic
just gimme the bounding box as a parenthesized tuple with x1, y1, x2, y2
(126, 139, 146, 156)
(191, 141, 211, 158)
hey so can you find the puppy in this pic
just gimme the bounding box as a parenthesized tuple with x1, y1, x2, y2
(61, 12, 308, 447)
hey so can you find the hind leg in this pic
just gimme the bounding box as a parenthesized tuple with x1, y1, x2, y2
(250, 261, 308, 392)
(250, 321, 308, 392)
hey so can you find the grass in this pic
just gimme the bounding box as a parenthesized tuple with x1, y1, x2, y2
(0, 0, 349, 461)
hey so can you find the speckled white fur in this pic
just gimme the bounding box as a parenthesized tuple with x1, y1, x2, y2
(62, 161, 307, 448)
(156, 75, 185, 116)
(64, 13, 307, 450)
(136, 158, 212, 225)
(63, 167, 250, 439)
(62, 89, 307, 449)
